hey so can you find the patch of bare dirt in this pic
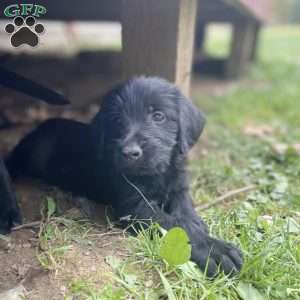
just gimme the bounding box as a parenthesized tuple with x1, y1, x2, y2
(0, 176, 126, 299)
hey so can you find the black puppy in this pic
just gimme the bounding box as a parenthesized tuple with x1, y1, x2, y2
(0, 67, 69, 233)
(7, 77, 243, 276)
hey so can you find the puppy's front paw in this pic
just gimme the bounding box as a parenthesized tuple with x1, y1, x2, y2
(0, 208, 22, 235)
(192, 236, 243, 277)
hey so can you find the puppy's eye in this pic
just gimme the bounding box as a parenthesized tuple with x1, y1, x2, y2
(152, 111, 166, 123)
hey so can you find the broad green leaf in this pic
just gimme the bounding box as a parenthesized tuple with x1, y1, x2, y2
(159, 227, 191, 266)
(47, 197, 56, 218)
(236, 282, 266, 300)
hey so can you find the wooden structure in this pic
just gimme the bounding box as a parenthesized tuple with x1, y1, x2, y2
(194, 0, 265, 78)
(0, 0, 265, 95)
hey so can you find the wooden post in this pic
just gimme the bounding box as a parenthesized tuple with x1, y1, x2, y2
(249, 23, 261, 62)
(121, 0, 197, 96)
(225, 20, 257, 78)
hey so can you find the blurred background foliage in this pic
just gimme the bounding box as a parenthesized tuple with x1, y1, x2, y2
(272, 0, 300, 23)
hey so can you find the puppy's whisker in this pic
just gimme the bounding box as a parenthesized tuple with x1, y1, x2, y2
(122, 174, 155, 212)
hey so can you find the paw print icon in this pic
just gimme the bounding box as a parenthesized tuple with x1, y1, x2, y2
(5, 16, 44, 47)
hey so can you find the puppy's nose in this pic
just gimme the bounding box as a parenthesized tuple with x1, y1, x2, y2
(122, 144, 143, 160)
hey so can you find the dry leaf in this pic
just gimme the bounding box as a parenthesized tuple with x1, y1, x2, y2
(244, 125, 274, 138)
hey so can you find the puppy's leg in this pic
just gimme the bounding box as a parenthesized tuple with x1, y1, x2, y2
(0, 159, 21, 234)
(113, 181, 243, 277)
(112, 192, 179, 232)
(167, 192, 243, 277)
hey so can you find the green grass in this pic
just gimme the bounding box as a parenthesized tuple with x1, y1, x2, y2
(41, 26, 300, 299)
(205, 24, 232, 57)
(196, 25, 300, 299)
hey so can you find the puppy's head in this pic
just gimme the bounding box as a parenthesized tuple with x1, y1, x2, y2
(92, 77, 205, 175)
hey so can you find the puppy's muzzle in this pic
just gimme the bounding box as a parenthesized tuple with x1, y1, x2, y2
(121, 143, 143, 161)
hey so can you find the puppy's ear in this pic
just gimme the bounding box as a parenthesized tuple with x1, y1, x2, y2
(178, 97, 206, 154)
(90, 110, 105, 160)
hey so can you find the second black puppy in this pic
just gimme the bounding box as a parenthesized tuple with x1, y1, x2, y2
(7, 77, 243, 276)
(0, 159, 21, 234)
(0, 67, 69, 233)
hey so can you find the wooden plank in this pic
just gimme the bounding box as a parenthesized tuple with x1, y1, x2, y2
(197, 0, 261, 23)
(0, 0, 263, 24)
(121, 0, 197, 96)
(0, 0, 121, 21)
(249, 23, 261, 61)
(223, 0, 264, 22)
(198, 13, 250, 23)
(225, 21, 256, 78)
